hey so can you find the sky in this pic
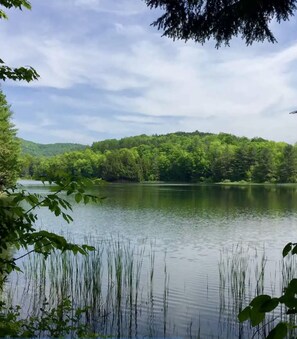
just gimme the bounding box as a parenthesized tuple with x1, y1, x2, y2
(1, 0, 297, 145)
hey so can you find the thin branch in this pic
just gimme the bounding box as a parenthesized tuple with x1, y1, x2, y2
(14, 242, 52, 261)
(22, 187, 65, 216)
(251, 315, 280, 339)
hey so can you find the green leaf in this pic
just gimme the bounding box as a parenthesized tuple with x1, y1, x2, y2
(280, 295, 297, 309)
(238, 306, 251, 322)
(259, 298, 279, 313)
(82, 244, 95, 252)
(266, 322, 287, 339)
(75, 193, 82, 203)
(0, 10, 8, 19)
(292, 245, 297, 255)
(250, 310, 265, 327)
(250, 295, 271, 309)
(282, 243, 292, 257)
(286, 279, 297, 294)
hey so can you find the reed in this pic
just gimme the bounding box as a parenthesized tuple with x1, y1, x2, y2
(3, 240, 296, 338)
(3, 237, 171, 337)
(218, 243, 297, 338)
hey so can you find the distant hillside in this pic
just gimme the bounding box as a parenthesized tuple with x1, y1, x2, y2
(91, 131, 214, 153)
(20, 139, 87, 157)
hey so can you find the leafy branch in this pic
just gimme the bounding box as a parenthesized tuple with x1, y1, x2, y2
(238, 242, 297, 338)
(0, 178, 104, 277)
(0, 1, 39, 82)
(0, 297, 98, 337)
(0, 60, 39, 82)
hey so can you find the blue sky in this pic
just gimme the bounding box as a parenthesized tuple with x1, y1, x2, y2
(1, 0, 297, 144)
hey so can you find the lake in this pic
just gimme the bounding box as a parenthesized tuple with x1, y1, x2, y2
(4, 181, 297, 338)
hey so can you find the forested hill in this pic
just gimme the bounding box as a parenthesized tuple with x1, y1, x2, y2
(20, 131, 297, 183)
(20, 139, 87, 157)
(91, 131, 213, 152)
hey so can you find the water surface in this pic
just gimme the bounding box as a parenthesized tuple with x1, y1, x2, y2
(6, 182, 297, 338)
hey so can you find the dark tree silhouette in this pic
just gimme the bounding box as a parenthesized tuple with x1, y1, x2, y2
(145, 0, 297, 47)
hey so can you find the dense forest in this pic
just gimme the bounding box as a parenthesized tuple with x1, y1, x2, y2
(20, 131, 297, 183)
(20, 139, 87, 157)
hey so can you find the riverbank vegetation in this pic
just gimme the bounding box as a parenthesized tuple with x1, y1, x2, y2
(21, 132, 297, 184)
(0, 84, 100, 337)
(0, 91, 20, 189)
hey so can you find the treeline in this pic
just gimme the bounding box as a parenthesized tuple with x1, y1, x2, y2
(20, 139, 87, 157)
(20, 131, 297, 183)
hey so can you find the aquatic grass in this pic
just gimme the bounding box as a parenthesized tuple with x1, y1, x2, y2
(3, 237, 171, 337)
(5, 239, 297, 338)
(280, 251, 297, 335)
(149, 246, 155, 301)
(219, 244, 266, 308)
(163, 251, 169, 337)
(218, 243, 297, 338)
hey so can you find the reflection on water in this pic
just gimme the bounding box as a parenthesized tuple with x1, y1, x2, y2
(3, 182, 297, 338)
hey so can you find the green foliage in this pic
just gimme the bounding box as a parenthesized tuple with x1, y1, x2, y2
(238, 242, 297, 338)
(252, 147, 277, 183)
(145, 0, 297, 47)
(0, 3, 102, 337)
(23, 132, 297, 184)
(0, 178, 103, 279)
(0, 177, 103, 336)
(266, 323, 288, 339)
(0, 1, 39, 82)
(0, 89, 20, 188)
(20, 138, 87, 157)
(0, 59, 39, 82)
(0, 298, 96, 337)
(0, 0, 31, 11)
(278, 145, 297, 183)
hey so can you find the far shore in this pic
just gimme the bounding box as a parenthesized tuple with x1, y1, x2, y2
(18, 178, 297, 187)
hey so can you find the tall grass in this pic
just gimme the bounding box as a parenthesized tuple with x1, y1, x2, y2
(3, 240, 296, 338)
(3, 238, 170, 337)
(218, 244, 297, 338)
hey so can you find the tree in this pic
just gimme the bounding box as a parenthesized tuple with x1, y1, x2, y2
(231, 145, 256, 181)
(0, 89, 20, 189)
(251, 147, 277, 182)
(0, 0, 38, 81)
(278, 144, 297, 183)
(0, 178, 100, 279)
(0, 0, 99, 305)
(145, 0, 297, 46)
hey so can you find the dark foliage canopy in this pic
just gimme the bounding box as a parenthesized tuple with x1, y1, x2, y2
(145, 0, 297, 46)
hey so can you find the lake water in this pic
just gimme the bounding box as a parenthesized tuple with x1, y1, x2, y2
(5, 181, 297, 338)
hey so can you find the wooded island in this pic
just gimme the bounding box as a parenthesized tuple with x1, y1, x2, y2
(20, 132, 297, 183)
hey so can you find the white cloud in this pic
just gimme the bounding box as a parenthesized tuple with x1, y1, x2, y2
(103, 41, 297, 121)
(73, 0, 148, 16)
(75, 115, 132, 134)
(47, 129, 94, 144)
(3, 0, 297, 143)
(15, 119, 94, 144)
(114, 23, 145, 36)
(116, 114, 162, 124)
